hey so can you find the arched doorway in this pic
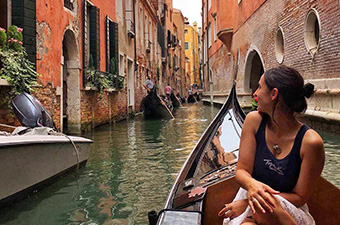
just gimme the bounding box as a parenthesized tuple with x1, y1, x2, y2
(62, 30, 81, 134)
(244, 48, 264, 94)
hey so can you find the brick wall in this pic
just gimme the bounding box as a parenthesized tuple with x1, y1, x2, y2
(81, 89, 128, 132)
(0, 83, 60, 131)
(209, 0, 340, 94)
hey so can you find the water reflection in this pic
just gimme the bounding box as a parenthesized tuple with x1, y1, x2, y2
(318, 130, 340, 188)
(0, 104, 339, 225)
(0, 103, 219, 225)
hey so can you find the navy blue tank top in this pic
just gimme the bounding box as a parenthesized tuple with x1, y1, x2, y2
(252, 115, 310, 192)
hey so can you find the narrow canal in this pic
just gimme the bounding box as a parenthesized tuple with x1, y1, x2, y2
(0, 103, 339, 225)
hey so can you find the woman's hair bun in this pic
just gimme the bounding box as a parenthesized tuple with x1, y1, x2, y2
(303, 83, 315, 98)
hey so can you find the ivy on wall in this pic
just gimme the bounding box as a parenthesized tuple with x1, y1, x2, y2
(0, 25, 38, 105)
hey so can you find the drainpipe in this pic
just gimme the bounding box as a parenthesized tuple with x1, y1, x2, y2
(133, 0, 137, 73)
(206, 1, 213, 105)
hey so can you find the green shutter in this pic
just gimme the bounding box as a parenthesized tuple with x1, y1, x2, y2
(109, 21, 118, 76)
(89, 6, 98, 69)
(12, 0, 36, 64)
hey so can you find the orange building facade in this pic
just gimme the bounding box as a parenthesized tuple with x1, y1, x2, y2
(0, 0, 125, 134)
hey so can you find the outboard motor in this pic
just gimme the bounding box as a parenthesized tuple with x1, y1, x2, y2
(12, 93, 57, 130)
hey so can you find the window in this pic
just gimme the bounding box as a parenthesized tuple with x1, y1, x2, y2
(125, 0, 132, 30)
(304, 9, 320, 56)
(119, 54, 124, 76)
(145, 16, 148, 48)
(214, 16, 217, 42)
(185, 29, 188, 34)
(275, 27, 284, 64)
(208, 24, 212, 48)
(12, 0, 37, 64)
(185, 42, 189, 50)
(85, 2, 100, 69)
(106, 17, 118, 74)
(208, 0, 211, 10)
(116, 0, 122, 16)
(139, 8, 144, 48)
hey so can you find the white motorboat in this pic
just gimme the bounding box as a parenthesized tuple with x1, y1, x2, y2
(0, 93, 93, 206)
(0, 132, 92, 206)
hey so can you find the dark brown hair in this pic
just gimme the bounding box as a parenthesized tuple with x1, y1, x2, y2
(264, 65, 314, 113)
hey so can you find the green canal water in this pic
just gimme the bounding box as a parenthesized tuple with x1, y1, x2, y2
(0, 103, 339, 225)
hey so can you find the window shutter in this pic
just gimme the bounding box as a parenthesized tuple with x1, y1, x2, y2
(12, 0, 36, 65)
(109, 21, 119, 76)
(88, 6, 99, 69)
(96, 7, 100, 70)
(106, 16, 110, 72)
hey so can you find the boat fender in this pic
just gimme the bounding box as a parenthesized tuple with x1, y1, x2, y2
(148, 210, 158, 225)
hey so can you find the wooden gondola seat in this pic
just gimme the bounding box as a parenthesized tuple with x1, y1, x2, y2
(203, 177, 240, 225)
(307, 177, 340, 225)
(203, 176, 340, 225)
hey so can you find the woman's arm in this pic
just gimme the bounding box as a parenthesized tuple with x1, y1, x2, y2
(279, 129, 325, 207)
(236, 112, 279, 213)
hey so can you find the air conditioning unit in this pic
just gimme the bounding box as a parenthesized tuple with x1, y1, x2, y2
(146, 41, 151, 54)
(127, 20, 135, 39)
(128, 29, 135, 39)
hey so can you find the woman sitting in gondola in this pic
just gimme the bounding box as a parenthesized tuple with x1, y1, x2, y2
(218, 66, 325, 225)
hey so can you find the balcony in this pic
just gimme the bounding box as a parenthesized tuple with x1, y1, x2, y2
(85, 69, 125, 92)
(217, 28, 233, 52)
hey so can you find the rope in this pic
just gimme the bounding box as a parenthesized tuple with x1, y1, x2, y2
(0, 124, 81, 177)
(0, 123, 17, 129)
(48, 130, 81, 177)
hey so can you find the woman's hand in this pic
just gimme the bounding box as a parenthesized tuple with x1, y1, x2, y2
(218, 199, 248, 219)
(252, 192, 298, 225)
(247, 179, 280, 214)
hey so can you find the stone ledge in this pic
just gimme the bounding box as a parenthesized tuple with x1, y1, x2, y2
(0, 78, 11, 86)
(84, 86, 98, 91)
(304, 109, 340, 125)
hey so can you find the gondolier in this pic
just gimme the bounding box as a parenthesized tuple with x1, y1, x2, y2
(143, 75, 154, 93)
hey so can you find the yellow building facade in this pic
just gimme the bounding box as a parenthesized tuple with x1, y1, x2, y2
(185, 21, 200, 85)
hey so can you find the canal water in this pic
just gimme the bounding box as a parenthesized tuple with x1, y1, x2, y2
(0, 103, 339, 225)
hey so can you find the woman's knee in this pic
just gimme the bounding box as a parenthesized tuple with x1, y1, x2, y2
(241, 217, 257, 225)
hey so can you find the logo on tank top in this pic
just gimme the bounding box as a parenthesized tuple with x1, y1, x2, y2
(263, 159, 284, 175)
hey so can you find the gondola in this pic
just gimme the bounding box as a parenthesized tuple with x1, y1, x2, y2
(187, 94, 197, 103)
(170, 92, 182, 108)
(141, 87, 174, 119)
(151, 83, 340, 225)
(194, 92, 201, 101)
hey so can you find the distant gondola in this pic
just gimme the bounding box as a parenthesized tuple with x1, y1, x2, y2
(170, 92, 182, 108)
(141, 88, 174, 119)
(194, 92, 200, 101)
(187, 94, 197, 103)
(151, 84, 340, 225)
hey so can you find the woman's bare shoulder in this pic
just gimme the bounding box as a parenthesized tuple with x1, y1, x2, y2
(301, 129, 324, 156)
(244, 111, 263, 132)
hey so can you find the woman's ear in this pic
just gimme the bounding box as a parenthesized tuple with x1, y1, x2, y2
(271, 88, 279, 101)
